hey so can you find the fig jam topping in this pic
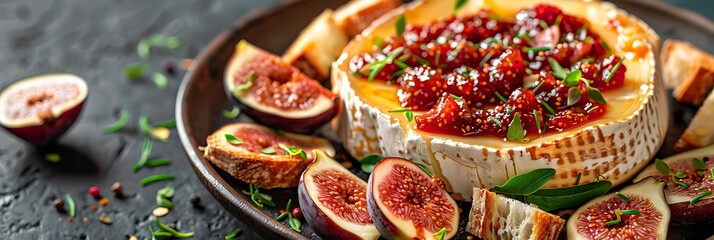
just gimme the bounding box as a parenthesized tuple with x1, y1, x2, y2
(378, 164, 456, 233)
(314, 170, 372, 225)
(3, 82, 80, 121)
(230, 128, 312, 155)
(232, 53, 334, 111)
(351, 4, 627, 139)
(576, 195, 663, 239)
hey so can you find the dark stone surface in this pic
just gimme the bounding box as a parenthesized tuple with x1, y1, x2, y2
(0, 0, 711, 240)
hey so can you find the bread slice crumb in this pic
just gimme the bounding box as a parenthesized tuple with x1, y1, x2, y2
(661, 39, 714, 106)
(466, 188, 564, 240)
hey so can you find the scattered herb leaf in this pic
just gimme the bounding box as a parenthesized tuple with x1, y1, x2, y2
(495, 91, 507, 103)
(479, 51, 494, 67)
(492, 168, 555, 197)
(140, 174, 175, 186)
(360, 154, 384, 173)
(261, 146, 276, 155)
(454, 0, 468, 12)
(655, 158, 670, 175)
(416, 162, 433, 177)
(574, 172, 582, 185)
(434, 227, 447, 240)
(587, 87, 607, 104)
(225, 134, 243, 145)
(232, 73, 255, 94)
(223, 106, 241, 119)
(152, 72, 168, 89)
(103, 109, 130, 133)
(133, 138, 153, 172)
(616, 192, 630, 203)
(46, 153, 61, 163)
(691, 191, 712, 205)
(604, 57, 623, 82)
(567, 87, 581, 106)
(125, 63, 146, 80)
(65, 194, 76, 218)
(146, 158, 172, 167)
(388, 109, 414, 121)
(289, 217, 302, 233)
(154, 120, 176, 129)
(278, 144, 307, 160)
(526, 181, 611, 212)
(605, 209, 641, 227)
(506, 113, 525, 142)
(139, 115, 154, 136)
(548, 58, 567, 79)
(395, 14, 406, 36)
(155, 218, 194, 238)
(563, 70, 581, 87)
(539, 100, 556, 116)
(225, 228, 241, 240)
(693, 158, 708, 170)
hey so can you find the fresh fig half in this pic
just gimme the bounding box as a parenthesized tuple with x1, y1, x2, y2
(298, 149, 380, 240)
(224, 40, 339, 133)
(633, 144, 714, 225)
(0, 74, 87, 145)
(567, 177, 670, 240)
(367, 157, 459, 240)
(203, 122, 335, 189)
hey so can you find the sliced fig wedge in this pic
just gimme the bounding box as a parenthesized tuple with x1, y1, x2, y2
(367, 157, 459, 240)
(567, 177, 670, 240)
(298, 150, 380, 240)
(0, 74, 87, 145)
(203, 122, 335, 189)
(633, 145, 714, 225)
(224, 40, 339, 133)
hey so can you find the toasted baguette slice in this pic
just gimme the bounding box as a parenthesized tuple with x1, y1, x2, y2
(203, 123, 335, 189)
(282, 10, 348, 80)
(661, 39, 714, 106)
(675, 88, 714, 152)
(333, 0, 401, 38)
(466, 188, 564, 240)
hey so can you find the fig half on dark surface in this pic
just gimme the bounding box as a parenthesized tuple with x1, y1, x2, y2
(298, 149, 380, 240)
(203, 122, 335, 189)
(633, 145, 714, 225)
(567, 177, 670, 240)
(224, 40, 339, 133)
(367, 157, 459, 240)
(0, 74, 87, 145)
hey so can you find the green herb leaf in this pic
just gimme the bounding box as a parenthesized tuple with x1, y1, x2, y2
(395, 14, 406, 36)
(125, 63, 146, 80)
(554, 15, 563, 26)
(225, 134, 243, 145)
(616, 192, 630, 203)
(284, 198, 293, 212)
(567, 87, 581, 106)
(373, 36, 384, 50)
(539, 100, 556, 116)
(479, 51, 494, 67)
(449, 93, 462, 100)
(155, 218, 194, 238)
(139, 115, 154, 136)
(261, 146, 276, 155)
(140, 174, 175, 186)
(276, 212, 289, 221)
(495, 91, 507, 103)
(600, 39, 611, 52)
(416, 162, 433, 177)
(271, 128, 285, 136)
(454, 0, 468, 12)
(225, 228, 241, 240)
(102, 108, 130, 133)
(674, 171, 688, 178)
(691, 191, 712, 204)
(671, 175, 689, 188)
(152, 72, 168, 89)
(586, 106, 600, 114)
(278, 144, 307, 160)
(489, 117, 502, 128)
(526, 46, 551, 53)
(434, 227, 447, 240)
(154, 119, 176, 129)
(563, 70, 581, 87)
(506, 113, 525, 141)
(604, 57, 623, 82)
(157, 195, 174, 209)
(587, 87, 607, 104)
(605, 209, 641, 227)
(548, 58, 567, 79)
(65, 194, 76, 218)
(45, 153, 61, 163)
(360, 154, 384, 164)
(361, 164, 376, 173)
(133, 138, 153, 172)
(532, 110, 542, 134)
(223, 106, 241, 119)
(492, 168, 555, 197)
(388, 109, 414, 121)
(655, 158, 670, 175)
(693, 158, 708, 170)
(232, 73, 255, 94)
(711, 168, 714, 180)
(146, 158, 172, 167)
(367, 61, 386, 81)
(525, 180, 611, 212)
(289, 217, 302, 233)
(158, 186, 175, 198)
(540, 20, 549, 29)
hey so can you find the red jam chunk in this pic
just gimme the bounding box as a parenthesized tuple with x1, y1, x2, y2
(350, 4, 626, 139)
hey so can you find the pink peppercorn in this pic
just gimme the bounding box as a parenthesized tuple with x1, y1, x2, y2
(291, 207, 303, 220)
(88, 186, 101, 198)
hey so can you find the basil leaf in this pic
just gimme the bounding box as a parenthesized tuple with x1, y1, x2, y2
(587, 87, 607, 104)
(361, 163, 376, 173)
(225, 134, 243, 145)
(125, 63, 146, 80)
(492, 168, 555, 196)
(567, 87, 581, 106)
(395, 14, 406, 36)
(261, 146, 276, 154)
(506, 113, 525, 141)
(454, 0, 468, 12)
(289, 217, 302, 232)
(693, 158, 708, 170)
(655, 158, 670, 175)
(416, 162, 433, 177)
(152, 72, 168, 90)
(563, 70, 581, 87)
(360, 154, 384, 164)
(524, 181, 612, 212)
(158, 186, 175, 198)
(548, 58, 566, 79)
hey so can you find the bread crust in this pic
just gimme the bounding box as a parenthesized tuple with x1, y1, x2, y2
(334, 0, 402, 38)
(662, 39, 714, 106)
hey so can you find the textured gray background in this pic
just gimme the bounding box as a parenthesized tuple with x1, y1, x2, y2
(0, 0, 711, 239)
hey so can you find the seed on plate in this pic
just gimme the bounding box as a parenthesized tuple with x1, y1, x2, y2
(153, 207, 170, 217)
(82, 217, 88, 223)
(53, 198, 65, 212)
(340, 161, 353, 169)
(110, 182, 123, 197)
(88, 186, 101, 198)
(129, 236, 138, 240)
(90, 205, 98, 211)
(99, 198, 109, 206)
(99, 213, 112, 225)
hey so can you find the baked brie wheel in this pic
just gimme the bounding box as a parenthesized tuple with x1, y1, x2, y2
(332, 0, 666, 200)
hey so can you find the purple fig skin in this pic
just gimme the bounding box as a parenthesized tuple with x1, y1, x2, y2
(2, 101, 84, 146)
(228, 92, 339, 134)
(297, 169, 364, 240)
(669, 198, 714, 226)
(366, 168, 406, 240)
